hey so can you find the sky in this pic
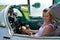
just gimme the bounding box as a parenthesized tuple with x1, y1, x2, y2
(0, 0, 27, 5)
(30, 0, 52, 17)
(0, 0, 53, 17)
(0, 0, 52, 5)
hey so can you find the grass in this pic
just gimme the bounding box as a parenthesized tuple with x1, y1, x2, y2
(0, 5, 6, 11)
(21, 6, 29, 20)
(0, 5, 29, 20)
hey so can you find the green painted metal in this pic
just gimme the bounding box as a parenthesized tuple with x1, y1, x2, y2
(32, 2, 40, 8)
(54, 0, 60, 4)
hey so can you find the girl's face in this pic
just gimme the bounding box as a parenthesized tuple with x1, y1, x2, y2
(43, 9, 52, 22)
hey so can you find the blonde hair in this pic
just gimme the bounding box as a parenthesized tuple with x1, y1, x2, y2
(43, 8, 52, 17)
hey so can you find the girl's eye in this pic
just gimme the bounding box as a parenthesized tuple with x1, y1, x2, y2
(47, 16, 48, 17)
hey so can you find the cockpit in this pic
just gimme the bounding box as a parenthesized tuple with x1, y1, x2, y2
(0, 0, 60, 39)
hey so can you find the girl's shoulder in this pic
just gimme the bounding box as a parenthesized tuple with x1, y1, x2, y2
(44, 24, 54, 29)
(48, 24, 54, 28)
(48, 24, 55, 31)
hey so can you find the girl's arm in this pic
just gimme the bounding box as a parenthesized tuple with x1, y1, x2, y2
(30, 30, 39, 34)
(42, 25, 52, 36)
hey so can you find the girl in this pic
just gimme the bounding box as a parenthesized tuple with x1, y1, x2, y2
(34, 8, 55, 37)
(19, 8, 55, 37)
